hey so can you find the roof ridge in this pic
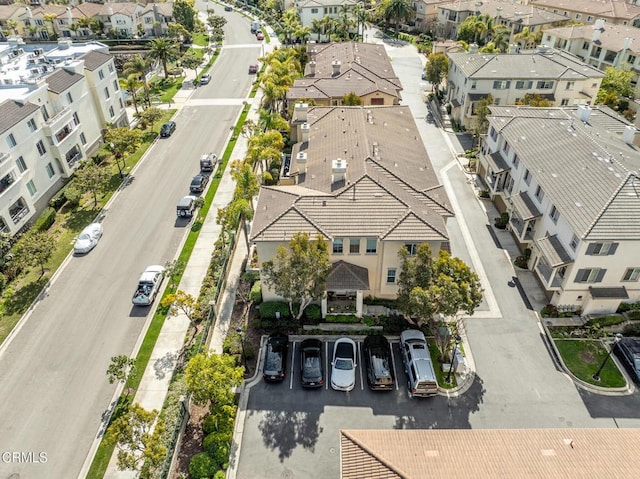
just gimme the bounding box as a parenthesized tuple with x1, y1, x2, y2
(340, 430, 407, 478)
(381, 210, 448, 241)
(584, 171, 636, 238)
(249, 204, 329, 241)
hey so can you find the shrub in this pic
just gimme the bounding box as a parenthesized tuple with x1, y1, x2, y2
(585, 315, 625, 327)
(64, 186, 81, 208)
(541, 304, 558, 318)
(494, 212, 509, 229)
(249, 281, 262, 303)
(258, 301, 290, 319)
(478, 189, 490, 198)
(325, 314, 359, 324)
(618, 302, 640, 313)
(34, 207, 57, 232)
(0, 272, 6, 293)
(49, 189, 67, 211)
(623, 322, 640, 336)
(203, 431, 231, 467)
(626, 310, 640, 320)
(214, 471, 227, 479)
(304, 304, 321, 321)
(203, 403, 237, 435)
(189, 452, 217, 479)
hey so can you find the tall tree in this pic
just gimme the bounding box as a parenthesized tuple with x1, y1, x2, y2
(181, 50, 202, 78)
(172, 0, 197, 33)
(473, 94, 493, 143)
(136, 106, 163, 131)
(104, 127, 143, 177)
(160, 290, 202, 345)
(148, 37, 180, 78)
(424, 52, 449, 94)
(74, 160, 110, 207)
(380, 0, 413, 37)
(216, 198, 254, 248)
(311, 18, 324, 42)
(514, 26, 538, 49)
(106, 355, 136, 397)
(12, 229, 55, 277)
(185, 353, 245, 410)
(596, 65, 635, 107)
(261, 232, 332, 321)
(342, 92, 363, 105)
(122, 75, 141, 115)
(123, 55, 151, 107)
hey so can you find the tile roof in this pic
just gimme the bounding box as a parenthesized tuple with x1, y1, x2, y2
(46, 68, 83, 94)
(448, 49, 604, 80)
(440, 0, 569, 25)
(530, 0, 640, 20)
(488, 105, 640, 240)
(79, 50, 111, 71)
(544, 23, 640, 55)
(510, 191, 542, 220)
(327, 260, 370, 290)
(588, 286, 629, 298)
(341, 428, 640, 479)
(0, 100, 39, 135)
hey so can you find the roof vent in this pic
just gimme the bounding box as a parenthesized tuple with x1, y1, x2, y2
(623, 125, 636, 145)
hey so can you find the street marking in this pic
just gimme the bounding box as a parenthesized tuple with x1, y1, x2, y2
(390, 342, 400, 390)
(289, 341, 296, 389)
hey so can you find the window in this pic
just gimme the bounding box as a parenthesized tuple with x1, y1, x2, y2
(366, 238, 377, 254)
(493, 98, 501, 106)
(503, 141, 510, 155)
(489, 126, 498, 141)
(80, 132, 86, 145)
(549, 205, 560, 223)
(404, 243, 418, 255)
(108, 63, 114, 73)
(66, 92, 73, 103)
(109, 106, 115, 118)
(570, 234, 578, 250)
(36, 140, 46, 156)
(512, 154, 519, 168)
(471, 80, 477, 90)
(386, 268, 397, 284)
(586, 242, 618, 256)
(98, 69, 104, 80)
(27, 119, 37, 132)
(561, 99, 569, 106)
(622, 268, 640, 282)
(7, 133, 16, 148)
(566, 81, 574, 90)
(72, 113, 79, 126)
(574, 268, 605, 283)
(587, 15, 593, 22)
(349, 238, 360, 254)
(628, 54, 637, 64)
(333, 238, 343, 254)
(45, 162, 55, 178)
(523, 168, 531, 185)
(104, 87, 110, 99)
(26, 180, 37, 196)
(505, 176, 514, 194)
(41, 105, 50, 121)
(534, 185, 544, 202)
(515, 80, 532, 89)
(311, 7, 318, 13)
(537, 81, 554, 89)
(113, 79, 119, 91)
(16, 156, 27, 172)
(582, 41, 589, 50)
(493, 80, 510, 89)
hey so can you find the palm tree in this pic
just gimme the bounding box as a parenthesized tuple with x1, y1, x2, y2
(352, 2, 370, 41)
(123, 75, 142, 114)
(123, 54, 151, 107)
(514, 26, 538, 49)
(6, 20, 18, 36)
(147, 37, 180, 78)
(319, 15, 335, 42)
(43, 13, 58, 39)
(231, 161, 260, 211)
(336, 4, 356, 40)
(311, 18, 324, 42)
(380, 0, 413, 38)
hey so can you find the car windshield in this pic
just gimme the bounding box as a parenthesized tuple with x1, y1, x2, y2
(78, 233, 91, 241)
(334, 358, 353, 370)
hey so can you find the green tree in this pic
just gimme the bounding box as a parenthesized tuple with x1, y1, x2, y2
(106, 404, 166, 478)
(311, 18, 325, 42)
(257, 110, 289, 132)
(167, 21, 190, 41)
(217, 198, 254, 247)
(596, 65, 635, 107)
(172, 0, 197, 33)
(261, 232, 332, 321)
(380, 0, 413, 37)
(424, 52, 449, 94)
(516, 93, 552, 107)
(122, 75, 142, 115)
(514, 26, 539, 49)
(181, 50, 202, 78)
(104, 127, 143, 178)
(473, 94, 493, 143)
(135, 106, 163, 131)
(12, 230, 55, 277)
(341, 92, 363, 105)
(123, 55, 151, 107)
(247, 130, 284, 172)
(106, 355, 136, 397)
(43, 13, 58, 39)
(207, 15, 227, 44)
(336, 4, 356, 40)
(148, 37, 180, 78)
(185, 353, 244, 409)
(74, 160, 110, 207)
(160, 290, 202, 345)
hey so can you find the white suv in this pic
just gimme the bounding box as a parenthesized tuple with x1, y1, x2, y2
(400, 330, 438, 398)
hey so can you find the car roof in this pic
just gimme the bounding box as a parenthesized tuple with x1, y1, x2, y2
(364, 334, 388, 349)
(401, 329, 426, 342)
(301, 338, 322, 349)
(620, 338, 640, 354)
(268, 332, 288, 345)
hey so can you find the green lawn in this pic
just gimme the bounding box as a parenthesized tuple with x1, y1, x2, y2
(428, 339, 458, 389)
(555, 339, 626, 387)
(191, 33, 209, 46)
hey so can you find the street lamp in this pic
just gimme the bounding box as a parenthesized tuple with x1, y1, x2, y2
(445, 335, 462, 384)
(109, 142, 124, 179)
(236, 327, 248, 373)
(592, 333, 623, 381)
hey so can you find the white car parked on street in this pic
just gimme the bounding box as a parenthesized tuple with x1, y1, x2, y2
(73, 223, 103, 254)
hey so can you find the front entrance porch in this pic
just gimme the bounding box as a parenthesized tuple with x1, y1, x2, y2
(321, 260, 369, 318)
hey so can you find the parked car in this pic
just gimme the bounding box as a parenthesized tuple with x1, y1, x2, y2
(199, 152, 218, 172)
(363, 335, 394, 390)
(331, 337, 357, 391)
(224, 4, 233, 11)
(189, 174, 209, 194)
(160, 121, 176, 137)
(300, 339, 323, 388)
(248, 64, 259, 74)
(400, 329, 438, 398)
(256, 32, 264, 40)
(73, 223, 103, 254)
(615, 337, 640, 383)
(131, 265, 165, 306)
(200, 74, 211, 85)
(250, 21, 261, 34)
(176, 195, 197, 218)
(263, 333, 289, 382)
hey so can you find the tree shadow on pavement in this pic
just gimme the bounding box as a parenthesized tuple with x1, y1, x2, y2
(257, 408, 323, 462)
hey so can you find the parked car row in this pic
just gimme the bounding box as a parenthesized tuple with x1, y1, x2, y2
(175, 152, 217, 219)
(262, 331, 438, 397)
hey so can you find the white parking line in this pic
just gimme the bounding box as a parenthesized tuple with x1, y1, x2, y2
(289, 341, 296, 389)
(389, 341, 400, 390)
(325, 341, 330, 390)
(358, 341, 364, 390)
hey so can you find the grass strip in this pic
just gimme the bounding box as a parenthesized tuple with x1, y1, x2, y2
(555, 339, 626, 387)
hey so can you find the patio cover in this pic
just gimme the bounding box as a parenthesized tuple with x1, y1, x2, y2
(589, 286, 629, 299)
(487, 151, 510, 173)
(327, 260, 370, 291)
(510, 191, 542, 221)
(536, 235, 573, 267)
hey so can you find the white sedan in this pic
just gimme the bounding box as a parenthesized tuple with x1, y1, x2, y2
(331, 337, 357, 391)
(73, 223, 103, 254)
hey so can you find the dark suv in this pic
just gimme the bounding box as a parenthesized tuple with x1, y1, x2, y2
(189, 174, 209, 194)
(363, 335, 394, 390)
(263, 333, 289, 382)
(615, 337, 640, 383)
(160, 121, 176, 137)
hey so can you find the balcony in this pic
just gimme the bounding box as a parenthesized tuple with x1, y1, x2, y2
(0, 173, 15, 196)
(0, 219, 8, 234)
(66, 148, 81, 167)
(0, 152, 9, 165)
(43, 106, 73, 135)
(9, 199, 29, 225)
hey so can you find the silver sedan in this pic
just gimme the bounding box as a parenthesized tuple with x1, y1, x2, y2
(73, 223, 103, 254)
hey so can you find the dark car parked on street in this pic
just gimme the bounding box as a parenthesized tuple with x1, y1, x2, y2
(363, 335, 394, 390)
(189, 174, 209, 194)
(615, 337, 640, 383)
(160, 121, 176, 137)
(300, 338, 323, 388)
(263, 333, 289, 382)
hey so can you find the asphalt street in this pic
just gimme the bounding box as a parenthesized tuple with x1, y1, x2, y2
(0, 10, 258, 479)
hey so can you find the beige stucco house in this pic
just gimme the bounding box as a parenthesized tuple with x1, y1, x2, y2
(250, 104, 453, 318)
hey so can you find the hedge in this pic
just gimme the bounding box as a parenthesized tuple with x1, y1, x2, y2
(249, 281, 262, 303)
(304, 304, 321, 321)
(325, 314, 360, 324)
(258, 301, 291, 319)
(34, 207, 57, 231)
(189, 452, 217, 479)
(49, 189, 67, 211)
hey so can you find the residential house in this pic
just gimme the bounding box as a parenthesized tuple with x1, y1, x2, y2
(287, 42, 402, 106)
(140, 3, 174, 38)
(436, 0, 569, 42)
(446, 48, 604, 129)
(542, 20, 640, 92)
(341, 429, 640, 478)
(296, 0, 357, 33)
(0, 38, 127, 236)
(20, 5, 68, 40)
(478, 105, 640, 314)
(529, 0, 640, 28)
(0, 4, 28, 41)
(250, 104, 453, 317)
(413, 0, 451, 32)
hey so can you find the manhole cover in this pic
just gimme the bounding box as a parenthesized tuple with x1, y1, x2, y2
(329, 447, 337, 455)
(281, 469, 293, 479)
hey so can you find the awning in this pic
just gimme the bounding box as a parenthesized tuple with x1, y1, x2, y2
(539, 93, 555, 101)
(535, 234, 573, 267)
(469, 93, 490, 101)
(510, 192, 542, 221)
(589, 286, 629, 299)
(450, 98, 461, 108)
(327, 260, 370, 291)
(486, 151, 509, 173)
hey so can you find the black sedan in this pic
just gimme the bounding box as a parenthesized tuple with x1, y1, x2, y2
(615, 337, 640, 383)
(263, 333, 288, 382)
(160, 121, 176, 138)
(189, 174, 209, 194)
(363, 334, 394, 390)
(300, 339, 323, 388)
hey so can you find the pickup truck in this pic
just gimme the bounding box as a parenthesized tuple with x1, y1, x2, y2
(199, 152, 217, 173)
(132, 265, 165, 306)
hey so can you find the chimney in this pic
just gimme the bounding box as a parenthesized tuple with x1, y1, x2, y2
(508, 44, 518, 54)
(331, 158, 347, 183)
(366, 110, 374, 124)
(623, 125, 636, 145)
(577, 105, 592, 123)
(300, 122, 310, 142)
(66, 6, 72, 23)
(309, 47, 317, 61)
(296, 151, 307, 173)
(294, 103, 308, 123)
(62, 59, 85, 75)
(372, 142, 379, 158)
(107, 6, 114, 16)
(331, 60, 341, 76)
(308, 60, 316, 76)
(58, 38, 72, 50)
(469, 43, 478, 54)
